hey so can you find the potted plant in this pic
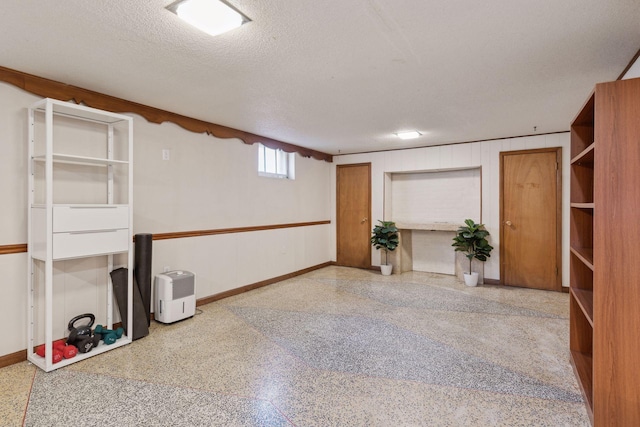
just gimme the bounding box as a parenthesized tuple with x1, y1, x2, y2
(451, 219, 493, 286)
(371, 220, 399, 275)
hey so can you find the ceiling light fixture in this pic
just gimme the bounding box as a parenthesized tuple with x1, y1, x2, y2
(395, 131, 422, 140)
(167, 0, 251, 37)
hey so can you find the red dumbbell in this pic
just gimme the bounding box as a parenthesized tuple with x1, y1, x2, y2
(54, 340, 78, 359)
(62, 345, 78, 359)
(35, 339, 77, 362)
(35, 344, 63, 363)
(35, 345, 45, 358)
(35, 340, 64, 360)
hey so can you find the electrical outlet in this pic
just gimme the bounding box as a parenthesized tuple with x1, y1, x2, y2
(162, 149, 170, 160)
(163, 266, 170, 272)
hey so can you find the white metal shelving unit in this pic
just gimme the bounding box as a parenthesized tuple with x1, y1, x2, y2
(27, 98, 134, 372)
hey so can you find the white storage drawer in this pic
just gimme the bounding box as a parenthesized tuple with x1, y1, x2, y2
(53, 205, 129, 232)
(53, 228, 129, 260)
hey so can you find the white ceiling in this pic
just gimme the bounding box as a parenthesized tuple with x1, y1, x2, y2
(2, 1, 640, 155)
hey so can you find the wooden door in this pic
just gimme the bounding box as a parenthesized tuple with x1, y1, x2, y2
(337, 163, 371, 268)
(500, 148, 561, 291)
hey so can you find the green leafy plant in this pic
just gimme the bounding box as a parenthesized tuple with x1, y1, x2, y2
(451, 219, 494, 274)
(370, 220, 399, 265)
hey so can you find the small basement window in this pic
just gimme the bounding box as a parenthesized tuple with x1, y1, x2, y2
(258, 143, 295, 179)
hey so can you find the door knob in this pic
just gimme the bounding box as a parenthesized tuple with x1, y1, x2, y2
(505, 220, 512, 226)
(361, 218, 368, 224)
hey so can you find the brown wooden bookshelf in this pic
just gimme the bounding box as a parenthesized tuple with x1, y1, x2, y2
(569, 77, 640, 426)
(570, 350, 594, 415)
(570, 203, 594, 209)
(570, 247, 594, 270)
(570, 142, 594, 166)
(570, 288, 593, 326)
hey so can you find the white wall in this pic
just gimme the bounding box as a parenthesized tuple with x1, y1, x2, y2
(330, 133, 571, 286)
(622, 55, 640, 79)
(389, 168, 481, 225)
(0, 82, 332, 357)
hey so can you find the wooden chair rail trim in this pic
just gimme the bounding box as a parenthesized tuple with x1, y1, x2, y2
(0, 221, 331, 254)
(0, 261, 331, 369)
(150, 220, 331, 241)
(0, 65, 332, 163)
(0, 244, 27, 255)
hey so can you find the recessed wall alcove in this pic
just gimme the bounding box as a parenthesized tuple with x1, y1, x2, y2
(383, 167, 482, 279)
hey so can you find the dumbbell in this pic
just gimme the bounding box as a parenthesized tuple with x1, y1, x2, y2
(35, 339, 64, 357)
(35, 344, 62, 363)
(72, 333, 101, 353)
(35, 339, 77, 362)
(94, 325, 124, 345)
(54, 340, 78, 359)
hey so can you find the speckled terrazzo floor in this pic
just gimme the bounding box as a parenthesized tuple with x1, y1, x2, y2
(1, 266, 590, 426)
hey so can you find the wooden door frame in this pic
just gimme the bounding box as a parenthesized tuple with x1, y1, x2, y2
(336, 163, 372, 268)
(499, 147, 562, 290)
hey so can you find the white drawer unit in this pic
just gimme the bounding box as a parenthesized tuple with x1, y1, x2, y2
(53, 205, 129, 232)
(31, 205, 129, 261)
(27, 98, 134, 372)
(52, 228, 129, 260)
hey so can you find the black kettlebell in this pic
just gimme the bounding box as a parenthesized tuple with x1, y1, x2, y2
(67, 314, 98, 353)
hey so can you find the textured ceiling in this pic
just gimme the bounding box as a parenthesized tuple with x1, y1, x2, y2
(1, 1, 640, 155)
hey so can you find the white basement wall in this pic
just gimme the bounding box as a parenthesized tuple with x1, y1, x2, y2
(330, 132, 571, 286)
(0, 82, 332, 358)
(622, 56, 640, 79)
(389, 168, 481, 275)
(390, 168, 481, 224)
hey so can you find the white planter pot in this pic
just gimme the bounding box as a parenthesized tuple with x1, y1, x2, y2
(463, 272, 479, 287)
(380, 264, 393, 276)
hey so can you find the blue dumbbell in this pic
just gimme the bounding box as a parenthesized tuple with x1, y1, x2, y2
(94, 325, 124, 345)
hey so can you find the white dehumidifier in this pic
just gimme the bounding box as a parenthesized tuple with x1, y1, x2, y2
(154, 270, 196, 323)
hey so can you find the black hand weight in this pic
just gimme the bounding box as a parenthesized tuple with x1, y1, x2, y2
(74, 333, 101, 354)
(67, 313, 95, 352)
